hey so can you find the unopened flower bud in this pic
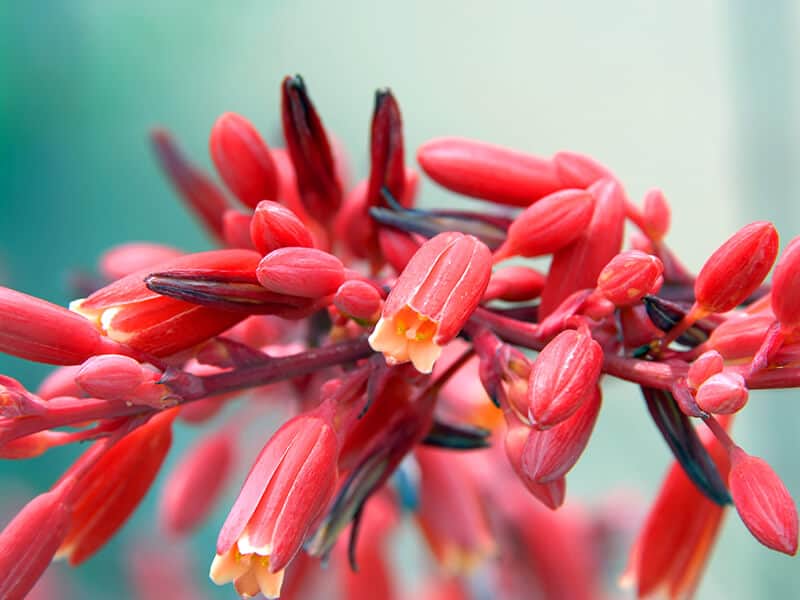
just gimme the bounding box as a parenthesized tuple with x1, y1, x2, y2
(160, 429, 235, 535)
(257, 247, 345, 298)
(596, 250, 663, 307)
(333, 280, 382, 322)
(687, 350, 725, 389)
(728, 446, 798, 555)
(99, 242, 183, 281)
(695, 372, 748, 414)
(281, 75, 342, 221)
(76, 354, 147, 400)
(552, 151, 613, 188)
(483, 265, 546, 302)
(493, 189, 594, 261)
(522, 385, 602, 482)
(210, 112, 279, 209)
(221, 210, 255, 249)
(250, 200, 314, 256)
(695, 221, 779, 314)
(642, 188, 671, 242)
(369, 233, 492, 373)
(0, 478, 74, 600)
(417, 137, 562, 207)
(771, 236, 800, 330)
(378, 228, 421, 273)
(527, 328, 603, 428)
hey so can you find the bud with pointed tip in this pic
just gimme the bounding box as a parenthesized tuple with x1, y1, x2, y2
(367, 88, 405, 211)
(522, 385, 601, 482)
(771, 236, 800, 330)
(281, 75, 342, 222)
(728, 446, 798, 555)
(687, 350, 725, 389)
(695, 221, 779, 314)
(493, 189, 594, 261)
(369, 233, 492, 373)
(417, 137, 562, 207)
(210, 112, 278, 210)
(527, 328, 603, 428)
(642, 189, 671, 242)
(257, 247, 345, 299)
(151, 128, 230, 242)
(596, 250, 663, 307)
(250, 200, 314, 256)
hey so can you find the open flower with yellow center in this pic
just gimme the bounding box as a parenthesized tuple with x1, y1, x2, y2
(369, 232, 492, 373)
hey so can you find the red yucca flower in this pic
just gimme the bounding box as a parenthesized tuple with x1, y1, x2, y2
(3, 73, 800, 600)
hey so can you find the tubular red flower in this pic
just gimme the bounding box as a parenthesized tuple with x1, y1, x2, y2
(0, 286, 121, 365)
(694, 221, 779, 314)
(211, 411, 338, 599)
(210, 112, 279, 210)
(161, 428, 236, 536)
(771, 236, 800, 330)
(482, 265, 546, 303)
(57, 409, 177, 565)
(527, 328, 603, 428)
(552, 151, 613, 188)
(369, 232, 492, 373)
(728, 446, 799, 555)
(417, 137, 562, 206)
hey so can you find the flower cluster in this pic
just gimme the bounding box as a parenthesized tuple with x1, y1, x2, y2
(1, 74, 799, 600)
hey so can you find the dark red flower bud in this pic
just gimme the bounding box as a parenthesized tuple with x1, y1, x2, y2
(210, 112, 279, 209)
(280, 75, 342, 222)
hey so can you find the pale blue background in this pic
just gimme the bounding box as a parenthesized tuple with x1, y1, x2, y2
(1, 2, 799, 598)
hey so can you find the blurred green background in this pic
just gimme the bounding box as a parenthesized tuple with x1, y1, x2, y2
(1, 1, 799, 598)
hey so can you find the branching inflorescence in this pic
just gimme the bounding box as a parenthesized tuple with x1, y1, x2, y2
(1, 74, 798, 600)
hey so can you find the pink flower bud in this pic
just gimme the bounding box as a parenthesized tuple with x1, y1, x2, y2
(642, 188, 671, 242)
(256, 247, 344, 298)
(552, 151, 613, 188)
(333, 280, 383, 322)
(695, 221, 779, 314)
(98, 242, 183, 281)
(527, 328, 603, 428)
(75, 354, 146, 399)
(695, 372, 748, 414)
(221, 210, 256, 249)
(483, 265, 546, 302)
(539, 178, 626, 318)
(150, 128, 230, 242)
(160, 429, 235, 535)
(0, 479, 73, 600)
(369, 233, 492, 373)
(771, 236, 800, 330)
(728, 447, 798, 555)
(250, 200, 314, 256)
(596, 250, 663, 306)
(493, 189, 594, 260)
(417, 137, 562, 207)
(687, 350, 724, 389)
(281, 75, 342, 222)
(210, 112, 279, 209)
(0, 286, 118, 365)
(522, 385, 602, 482)
(708, 314, 772, 361)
